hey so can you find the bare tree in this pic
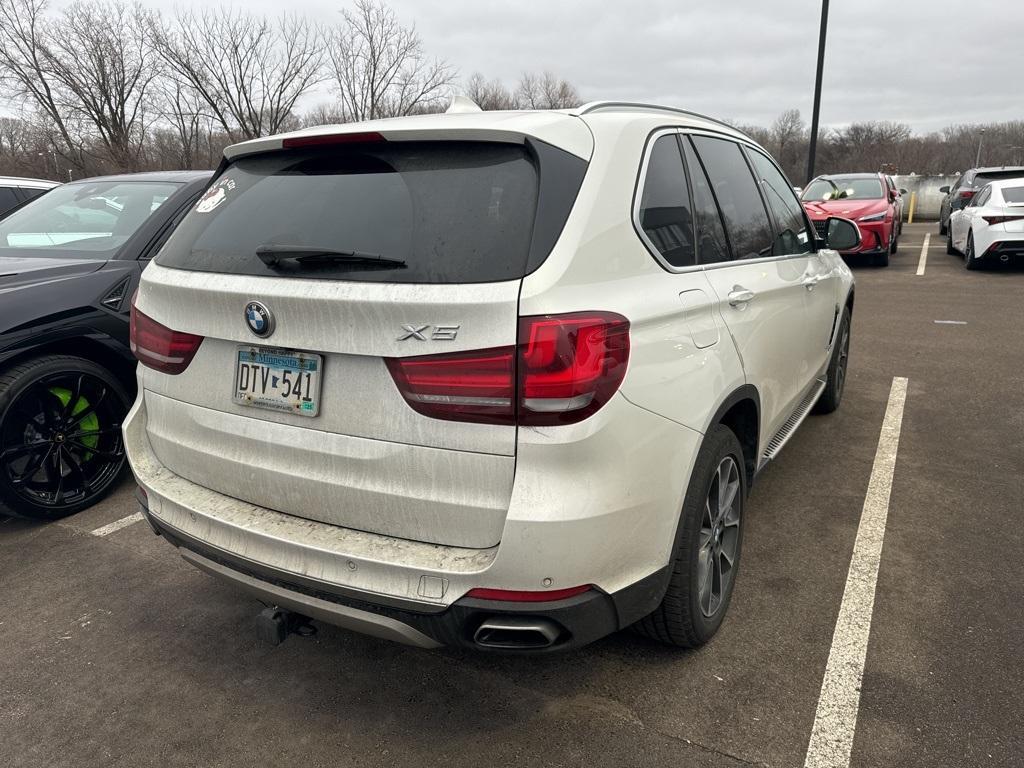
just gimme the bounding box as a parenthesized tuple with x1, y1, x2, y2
(515, 71, 579, 110)
(769, 109, 806, 181)
(0, 0, 84, 166)
(464, 72, 518, 110)
(328, 0, 456, 121)
(151, 8, 326, 142)
(42, 0, 154, 170)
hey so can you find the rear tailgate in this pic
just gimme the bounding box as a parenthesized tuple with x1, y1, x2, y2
(135, 129, 590, 549)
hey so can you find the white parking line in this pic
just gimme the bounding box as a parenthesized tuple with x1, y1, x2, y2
(90, 512, 144, 537)
(934, 320, 967, 325)
(915, 234, 930, 275)
(804, 376, 908, 768)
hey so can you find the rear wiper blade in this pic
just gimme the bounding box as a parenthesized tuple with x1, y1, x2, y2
(255, 245, 406, 269)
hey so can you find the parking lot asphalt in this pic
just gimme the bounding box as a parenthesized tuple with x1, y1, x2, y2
(1, 222, 1021, 768)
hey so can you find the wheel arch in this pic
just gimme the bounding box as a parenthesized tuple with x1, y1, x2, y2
(704, 385, 760, 489)
(0, 335, 136, 395)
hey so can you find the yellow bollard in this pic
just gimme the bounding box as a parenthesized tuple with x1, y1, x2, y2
(907, 191, 917, 224)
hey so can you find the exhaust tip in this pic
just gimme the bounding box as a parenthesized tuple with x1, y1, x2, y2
(473, 617, 561, 650)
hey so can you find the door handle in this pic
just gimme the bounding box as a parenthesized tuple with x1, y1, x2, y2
(727, 287, 755, 307)
(802, 275, 822, 289)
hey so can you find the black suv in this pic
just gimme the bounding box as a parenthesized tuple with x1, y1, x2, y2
(0, 171, 211, 520)
(939, 166, 1024, 235)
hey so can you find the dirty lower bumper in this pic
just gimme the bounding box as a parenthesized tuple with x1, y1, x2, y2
(137, 495, 666, 652)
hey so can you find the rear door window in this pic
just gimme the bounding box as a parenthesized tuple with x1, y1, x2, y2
(690, 136, 774, 261)
(747, 150, 814, 256)
(158, 141, 584, 284)
(680, 138, 731, 264)
(636, 134, 695, 268)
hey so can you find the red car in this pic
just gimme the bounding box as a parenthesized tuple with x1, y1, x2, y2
(801, 172, 900, 266)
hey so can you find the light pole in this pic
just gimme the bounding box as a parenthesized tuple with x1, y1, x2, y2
(35, 149, 60, 179)
(806, 0, 830, 183)
(975, 128, 985, 167)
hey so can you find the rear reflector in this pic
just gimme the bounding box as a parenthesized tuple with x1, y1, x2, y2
(465, 585, 592, 602)
(129, 295, 203, 375)
(982, 215, 1024, 225)
(386, 311, 630, 426)
(281, 131, 385, 149)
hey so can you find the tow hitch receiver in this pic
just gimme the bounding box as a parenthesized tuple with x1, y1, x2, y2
(256, 606, 317, 646)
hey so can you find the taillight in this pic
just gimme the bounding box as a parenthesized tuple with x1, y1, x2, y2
(982, 215, 1024, 225)
(958, 190, 976, 201)
(386, 311, 630, 426)
(465, 585, 592, 602)
(281, 131, 385, 149)
(129, 295, 204, 375)
(517, 312, 630, 426)
(384, 347, 515, 424)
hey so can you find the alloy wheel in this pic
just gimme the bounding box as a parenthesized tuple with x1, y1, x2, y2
(697, 456, 741, 618)
(0, 372, 126, 512)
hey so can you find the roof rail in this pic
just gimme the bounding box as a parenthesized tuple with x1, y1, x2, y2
(573, 101, 756, 142)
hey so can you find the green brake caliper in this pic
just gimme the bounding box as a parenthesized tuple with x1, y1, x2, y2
(49, 387, 99, 460)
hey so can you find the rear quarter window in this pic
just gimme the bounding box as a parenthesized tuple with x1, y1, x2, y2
(636, 134, 696, 268)
(157, 140, 586, 284)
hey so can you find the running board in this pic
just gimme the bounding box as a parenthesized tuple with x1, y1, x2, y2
(762, 378, 827, 462)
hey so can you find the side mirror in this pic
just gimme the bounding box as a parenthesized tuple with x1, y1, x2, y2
(939, 186, 950, 194)
(823, 217, 861, 252)
(899, 188, 909, 195)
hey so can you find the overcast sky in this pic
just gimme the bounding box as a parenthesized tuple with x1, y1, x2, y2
(296, 0, 1023, 131)
(11, 0, 1024, 132)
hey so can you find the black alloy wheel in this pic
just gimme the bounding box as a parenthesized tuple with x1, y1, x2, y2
(0, 356, 129, 520)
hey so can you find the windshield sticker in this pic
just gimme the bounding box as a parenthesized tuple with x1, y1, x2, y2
(195, 178, 236, 214)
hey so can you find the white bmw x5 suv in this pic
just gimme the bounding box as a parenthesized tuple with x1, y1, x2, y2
(124, 101, 858, 652)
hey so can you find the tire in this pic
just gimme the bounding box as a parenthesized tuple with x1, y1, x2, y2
(0, 355, 130, 520)
(889, 227, 899, 255)
(814, 307, 851, 415)
(635, 424, 745, 648)
(964, 232, 979, 270)
(946, 229, 957, 255)
(939, 219, 947, 236)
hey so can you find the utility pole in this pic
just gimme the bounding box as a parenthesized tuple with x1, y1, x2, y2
(806, 0, 830, 183)
(975, 128, 985, 167)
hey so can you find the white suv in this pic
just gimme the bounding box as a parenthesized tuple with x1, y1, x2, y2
(124, 101, 857, 651)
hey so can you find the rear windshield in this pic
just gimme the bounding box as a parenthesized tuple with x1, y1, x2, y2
(976, 171, 1024, 189)
(1003, 186, 1024, 204)
(158, 141, 583, 283)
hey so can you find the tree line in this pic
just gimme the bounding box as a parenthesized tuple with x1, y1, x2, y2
(0, 0, 1020, 183)
(736, 109, 1024, 184)
(0, 0, 578, 179)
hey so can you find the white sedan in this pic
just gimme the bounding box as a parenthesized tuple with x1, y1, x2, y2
(948, 178, 1024, 269)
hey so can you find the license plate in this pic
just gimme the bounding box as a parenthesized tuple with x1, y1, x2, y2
(233, 347, 322, 417)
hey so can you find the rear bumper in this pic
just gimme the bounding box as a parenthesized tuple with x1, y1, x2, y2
(124, 388, 696, 650)
(136, 492, 666, 652)
(979, 238, 1024, 261)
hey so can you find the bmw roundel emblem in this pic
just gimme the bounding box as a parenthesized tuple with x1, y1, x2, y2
(245, 301, 274, 338)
